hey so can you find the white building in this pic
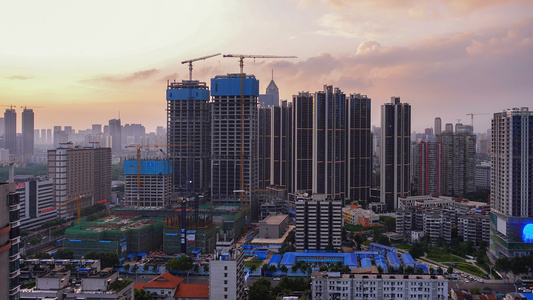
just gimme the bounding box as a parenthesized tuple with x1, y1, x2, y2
(209, 248, 245, 300)
(295, 194, 342, 251)
(311, 272, 448, 300)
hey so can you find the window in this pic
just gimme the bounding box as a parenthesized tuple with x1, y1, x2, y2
(224, 273, 228, 277)
(224, 266, 228, 270)
(224, 280, 228, 284)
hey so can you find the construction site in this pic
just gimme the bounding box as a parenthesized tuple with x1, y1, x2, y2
(64, 216, 165, 258)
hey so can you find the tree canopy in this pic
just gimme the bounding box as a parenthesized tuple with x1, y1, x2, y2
(166, 255, 193, 272)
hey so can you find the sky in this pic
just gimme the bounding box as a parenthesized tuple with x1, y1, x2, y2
(1, 0, 533, 134)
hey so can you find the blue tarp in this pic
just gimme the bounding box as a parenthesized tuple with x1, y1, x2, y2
(279, 252, 358, 268)
(375, 255, 389, 273)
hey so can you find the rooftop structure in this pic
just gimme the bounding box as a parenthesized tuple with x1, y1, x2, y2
(64, 216, 164, 258)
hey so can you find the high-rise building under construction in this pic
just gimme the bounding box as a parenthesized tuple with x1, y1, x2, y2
(166, 80, 211, 194)
(210, 73, 259, 204)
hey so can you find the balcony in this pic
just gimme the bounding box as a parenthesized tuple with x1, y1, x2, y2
(9, 220, 20, 228)
(9, 286, 19, 296)
(9, 268, 20, 278)
(9, 252, 20, 261)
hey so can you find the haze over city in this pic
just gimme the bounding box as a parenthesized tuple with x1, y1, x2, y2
(1, 0, 533, 132)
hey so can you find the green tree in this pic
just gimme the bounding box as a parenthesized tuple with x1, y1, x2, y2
(193, 264, 200, 273)
(280, 265, 288, 273)
(151, 264, 158, 273)
(495, 256, 511, 273)
(166, 256, 193, 272)
(325, 243, 337, 252)
(291, 264, 299, 273)
(469, 287, 481, 295)
(429, 267, 435, 274)
(84, 251, 119, 268)
(33, 252, 51, 259)
(405, 265, 414, 274)
(398, 265, 404, 274)
(249, 278, 275, 300)
(409, 241, 425, 259)
(29, 237, 41, 245)
(134, 288, 150, 300)
(446, 266, 453, 274)
(123, 265, 130, 272)
(250, 264, 257, 272)
(50, 227, 65, 236)
(203, 264, 209, 273)
(53, 248, 74, 259)
(353, 234, 365, 251)
(415, 266, 424, 274)
(377, 265, 383, 274)
(268, 265, 277, 274)
(319, 265, 328, 272)
(143, 264, 150, 272)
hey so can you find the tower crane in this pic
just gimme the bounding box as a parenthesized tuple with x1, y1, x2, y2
(20, 105, 45, 109)
(466, 112, 489, 129)
(54, 194, 86, 225)
(181, 53, 221, 81)
(223, 54, 297, 229)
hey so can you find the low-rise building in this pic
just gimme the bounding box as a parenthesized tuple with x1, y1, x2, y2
(138, 272, 209, 300)
(20, 267, 134, 300)
(458, 214, 490, 246)
(342, 204, 380, 227)
(258, 213, 289, 239)
(311, 272, 448, 300)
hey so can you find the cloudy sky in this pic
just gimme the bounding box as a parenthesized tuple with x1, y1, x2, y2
(1, 0, 532, 133)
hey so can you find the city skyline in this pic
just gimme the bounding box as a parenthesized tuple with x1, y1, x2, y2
(1, 0, 533, 133)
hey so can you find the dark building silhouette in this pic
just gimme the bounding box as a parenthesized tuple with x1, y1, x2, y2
(4, 108, 16, 156)
(22, 108, 34, 157)
(380, 97, 411, 211)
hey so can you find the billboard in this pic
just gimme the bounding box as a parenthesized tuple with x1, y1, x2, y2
(186, 230, 196, 242)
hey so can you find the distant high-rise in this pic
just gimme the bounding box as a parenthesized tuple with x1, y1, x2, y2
(22, 108, 34, 156)
(313, 86, 347, 201)
(434, 117, 442, 135)
(490, 107, 533, 259)
(46, 128, 52, 145)
(40, 129, 46, 144)
(92, 124, 102, 134)
(258, 71, 279, 107)
(258, 106, 271, 190)
(437, 124, 476, 197)
(167, 79, 211, 194)
(271, 101, 292, 189)
(211, 73, 259, 204)
(108, 118, 122, 154)
(291, 92, 314, 195)
(417, 141, 443, 196)
(380, 97, 411, 211)
(4, 108, 16, 156)
(347, 93, 372, 204)
(444, 123, 453, 132)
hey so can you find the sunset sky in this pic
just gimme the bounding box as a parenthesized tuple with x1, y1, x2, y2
(1, 0, 532, 134)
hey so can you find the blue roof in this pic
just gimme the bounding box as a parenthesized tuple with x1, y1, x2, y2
(361, 258, 372, 268)
(375, 255, 389, 273)
(124, 160, 172, 175)
(269, 255, 282, 265)
(401, 253, 416, 265)
(126, 253, 136, 258)
(369, 243, 397, 252)
(192, 249, 202, 255)
(416, 264, 428, 273)
(279, 252, 358, 267)
(211, 75, 259, 97)
(387, 252, 401, 266)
